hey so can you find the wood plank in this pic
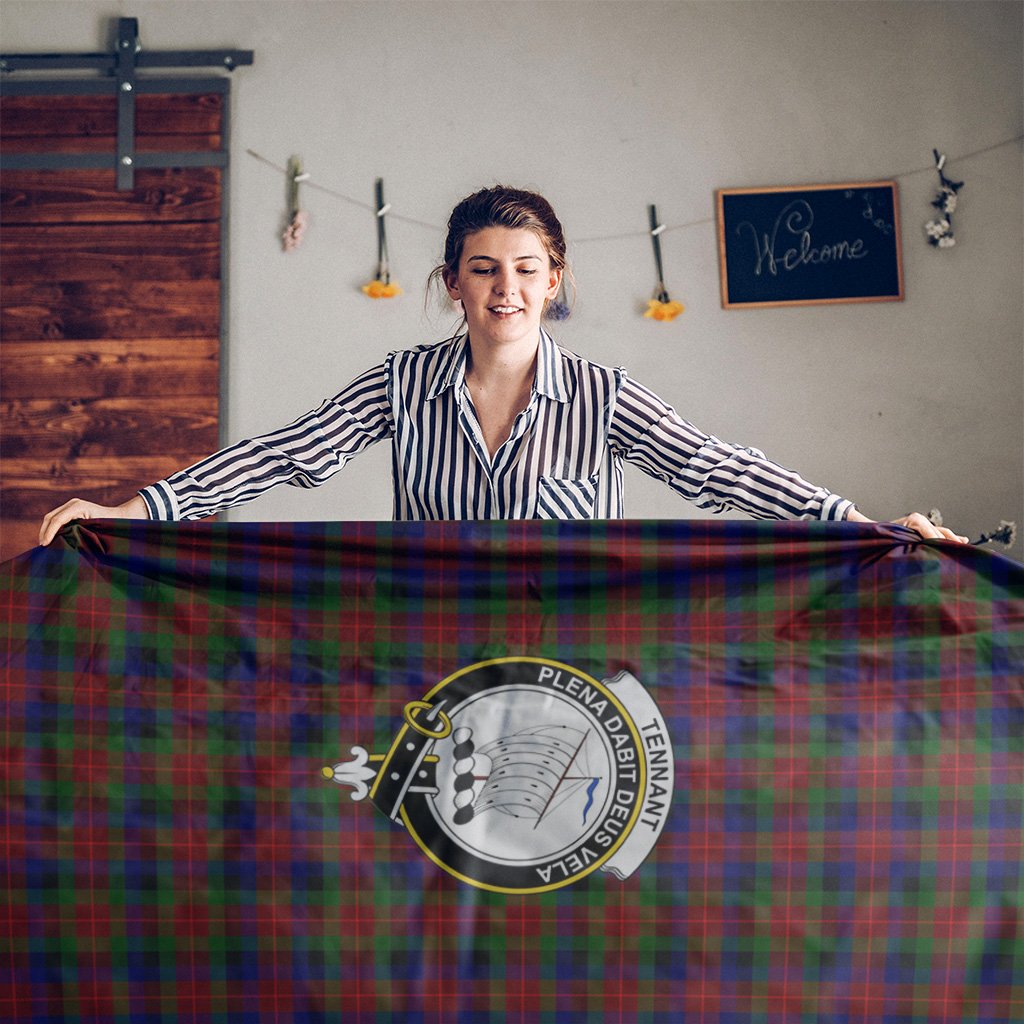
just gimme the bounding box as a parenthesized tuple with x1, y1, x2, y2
(0, 94, 223, 137)
(3, 455, 188, 486)
(2, 455, 196, 521)
(1, 279, 219, 340)
(1, 339, 219, 398)
(2, 453, 220, 561)
(1, 396, 219, 459)
(0, 134, 223, 154)
(1, 222, 220, 283)
(1, 168, 222, 224)
(0, 94, 116, 138)
(1, 519, 45, 563)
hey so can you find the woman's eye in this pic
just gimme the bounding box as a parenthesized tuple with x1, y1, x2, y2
(472, 268, 495, 275)
(518, 268, 537, 275)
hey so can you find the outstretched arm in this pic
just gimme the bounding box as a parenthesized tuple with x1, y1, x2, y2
(138, 362, 393, 521)
(609, 376, 970, 542)
(609, 375, 853, 520)
(37, 360, 394, 546)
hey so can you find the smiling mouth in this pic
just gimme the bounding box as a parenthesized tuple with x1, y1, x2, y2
(489, 306, 523, 316)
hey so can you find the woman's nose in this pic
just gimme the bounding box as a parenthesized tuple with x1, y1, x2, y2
(493, 271, 516, 295)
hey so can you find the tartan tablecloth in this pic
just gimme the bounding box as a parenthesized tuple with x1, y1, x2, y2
(2, 519, 1022, 1023)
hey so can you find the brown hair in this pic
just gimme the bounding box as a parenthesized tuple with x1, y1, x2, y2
(428, 185, 573, 320)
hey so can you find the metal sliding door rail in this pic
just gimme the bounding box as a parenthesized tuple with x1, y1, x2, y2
(1, 17, 252, 188)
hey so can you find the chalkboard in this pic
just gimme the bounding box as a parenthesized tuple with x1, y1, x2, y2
(716, 181, 904, 309)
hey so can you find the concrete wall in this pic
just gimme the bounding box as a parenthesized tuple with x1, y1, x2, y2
(4, 0, 1022, 554)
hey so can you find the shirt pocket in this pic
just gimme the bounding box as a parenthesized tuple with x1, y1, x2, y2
(535, 475, 599, 519)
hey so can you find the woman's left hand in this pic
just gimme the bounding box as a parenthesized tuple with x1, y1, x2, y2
(847, 508, 970, 543)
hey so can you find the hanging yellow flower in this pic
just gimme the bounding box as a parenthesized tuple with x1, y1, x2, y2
(361, 279, 403, 299)
(361, 179, 403, 300)
(644, 298, 685, 322)
(644, 205, 684, 323)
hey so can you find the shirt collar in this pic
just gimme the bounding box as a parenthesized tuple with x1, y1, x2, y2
(426, 335, 470, 399)
(535, 328, 571, 403)
(426, 329, 570, 403)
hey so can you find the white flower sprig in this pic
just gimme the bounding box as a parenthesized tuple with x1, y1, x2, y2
(924, 150, 963, 249)
(972, 521, 1017, 548)
(932, 510, 1017, 548)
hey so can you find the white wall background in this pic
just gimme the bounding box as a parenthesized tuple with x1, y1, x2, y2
(4, 0, 1022, 555)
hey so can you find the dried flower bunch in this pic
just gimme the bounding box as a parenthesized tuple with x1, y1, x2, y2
(282, 156, 309, 253)
(546, 277, 572, 322)
(362, 279, 402, 299)
(973, 521, 1017, 548)
(363, 178, 402, 299)
(644, 297, 685, 322)
(933, 510, 1017, 548)
(924, 150, 963, 249)
(644, 204, 684, 323)
(282, 210, 308, 252)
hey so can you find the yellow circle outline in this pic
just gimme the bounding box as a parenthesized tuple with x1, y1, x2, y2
(403, 699, 453, 739)
(398, 656, 647, 894)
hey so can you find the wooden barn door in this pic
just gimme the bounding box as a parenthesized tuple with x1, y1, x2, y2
(0, 22, 250, 562)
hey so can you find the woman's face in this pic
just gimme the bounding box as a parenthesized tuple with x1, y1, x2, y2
(445, 227, 561, 350)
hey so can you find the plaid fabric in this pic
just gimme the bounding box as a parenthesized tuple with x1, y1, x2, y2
(2, 519, 1022, 1023)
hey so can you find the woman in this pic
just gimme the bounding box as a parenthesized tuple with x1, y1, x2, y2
(38, 186, 967, 545)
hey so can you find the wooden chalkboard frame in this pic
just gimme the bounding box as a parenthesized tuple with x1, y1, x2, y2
(716, 181, 904, 309)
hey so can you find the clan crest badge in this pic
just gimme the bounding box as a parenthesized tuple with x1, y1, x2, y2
(323, 657, 673, 893)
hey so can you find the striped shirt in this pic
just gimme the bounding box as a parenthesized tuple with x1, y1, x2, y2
(139, 331, 854, 522)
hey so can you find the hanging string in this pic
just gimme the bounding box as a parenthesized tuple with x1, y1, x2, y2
(246, 148, 439, 231)
(887, 134, 1020, 183)
(246, 132, 1022, 245)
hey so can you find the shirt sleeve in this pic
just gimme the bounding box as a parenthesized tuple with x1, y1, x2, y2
(138, 360, 394, 520)
(608, 374, 855, 521)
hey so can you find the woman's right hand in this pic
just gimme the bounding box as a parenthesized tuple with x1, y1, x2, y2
(39, 494, 149, 547)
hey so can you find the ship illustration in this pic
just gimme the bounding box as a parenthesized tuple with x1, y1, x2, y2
(450, 724, 603, 827)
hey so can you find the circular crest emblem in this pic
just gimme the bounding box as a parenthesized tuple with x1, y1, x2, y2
(324, 657, 673, 894)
